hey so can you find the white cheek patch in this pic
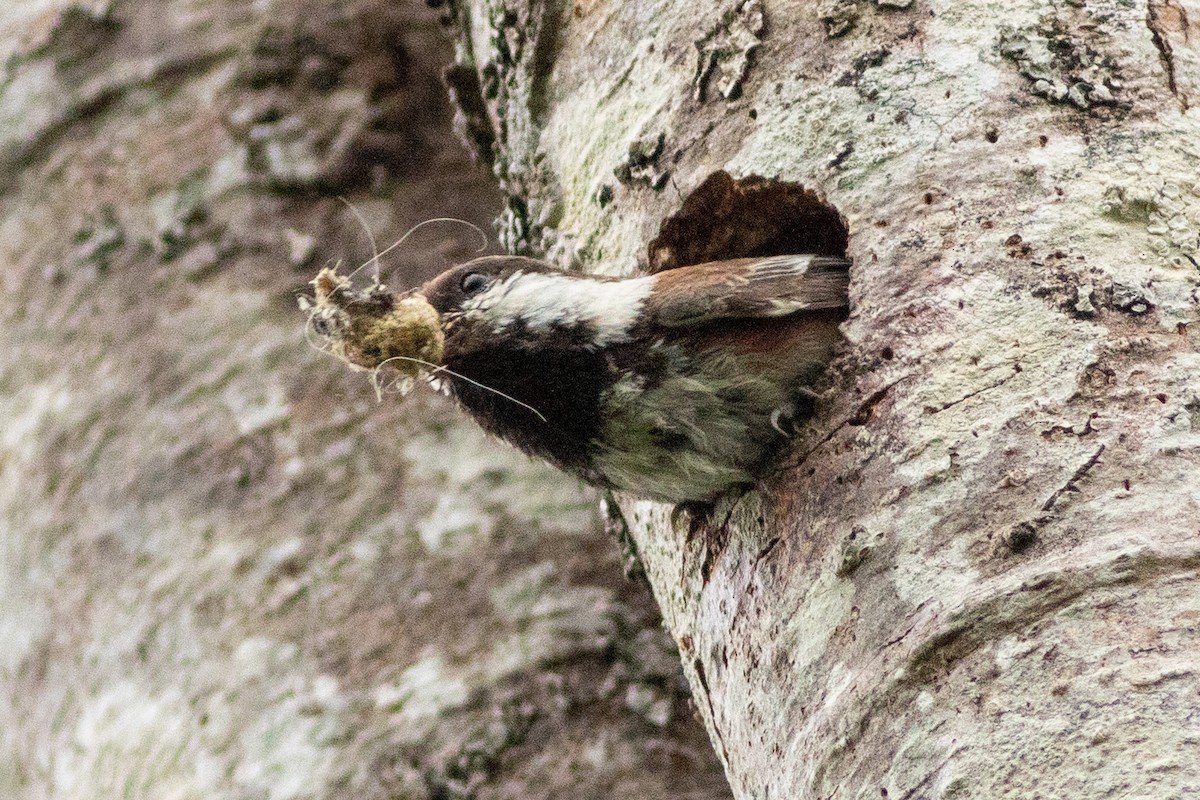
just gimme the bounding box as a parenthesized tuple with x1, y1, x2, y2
(463, 272, 652, 346)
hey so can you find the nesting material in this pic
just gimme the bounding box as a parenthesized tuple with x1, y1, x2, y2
(301, 267, 443, 377)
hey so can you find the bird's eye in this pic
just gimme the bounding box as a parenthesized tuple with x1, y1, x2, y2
(460, 271, 490, 294)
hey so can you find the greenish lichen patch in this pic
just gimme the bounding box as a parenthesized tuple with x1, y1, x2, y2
(150, 173, 208, 261)
(1085, 135, 1200, 277)
(373, 656, 470, 722)
(539, 46, 685, 268)
(71, 204, 125, 274)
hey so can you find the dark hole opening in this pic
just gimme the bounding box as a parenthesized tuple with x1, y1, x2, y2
(647, 171, 849, 273)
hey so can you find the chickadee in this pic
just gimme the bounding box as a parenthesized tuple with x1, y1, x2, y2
(407, 254, 850, 504)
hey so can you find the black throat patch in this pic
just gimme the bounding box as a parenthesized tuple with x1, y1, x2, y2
(443, 337, 612, 482)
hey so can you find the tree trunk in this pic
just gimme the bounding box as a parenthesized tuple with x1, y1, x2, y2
(440, 0, 1200, 796)
(0, 1, 730, 798)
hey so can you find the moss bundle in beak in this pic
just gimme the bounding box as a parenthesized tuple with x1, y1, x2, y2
(301, 267, 443, 377)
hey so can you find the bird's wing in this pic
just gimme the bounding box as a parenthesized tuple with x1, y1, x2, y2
(645, 255, 851, 327)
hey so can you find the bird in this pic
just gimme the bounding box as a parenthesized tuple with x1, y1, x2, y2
(402, 253, 851, 504)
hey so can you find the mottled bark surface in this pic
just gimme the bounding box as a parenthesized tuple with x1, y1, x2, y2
(0, 2, 730, 798)
(441, 0, 1200, 797)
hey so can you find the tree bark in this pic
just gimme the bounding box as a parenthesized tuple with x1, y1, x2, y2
(440, 0, 1200, 796)
(0, 1, 730, 798)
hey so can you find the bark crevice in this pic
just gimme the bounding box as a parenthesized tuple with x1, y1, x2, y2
(1146, 0, 1186, 110)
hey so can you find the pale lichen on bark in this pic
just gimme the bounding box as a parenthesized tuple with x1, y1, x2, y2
(447, 0, 1200, 796)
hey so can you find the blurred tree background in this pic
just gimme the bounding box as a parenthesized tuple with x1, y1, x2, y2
(0, 1, 730, 797)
